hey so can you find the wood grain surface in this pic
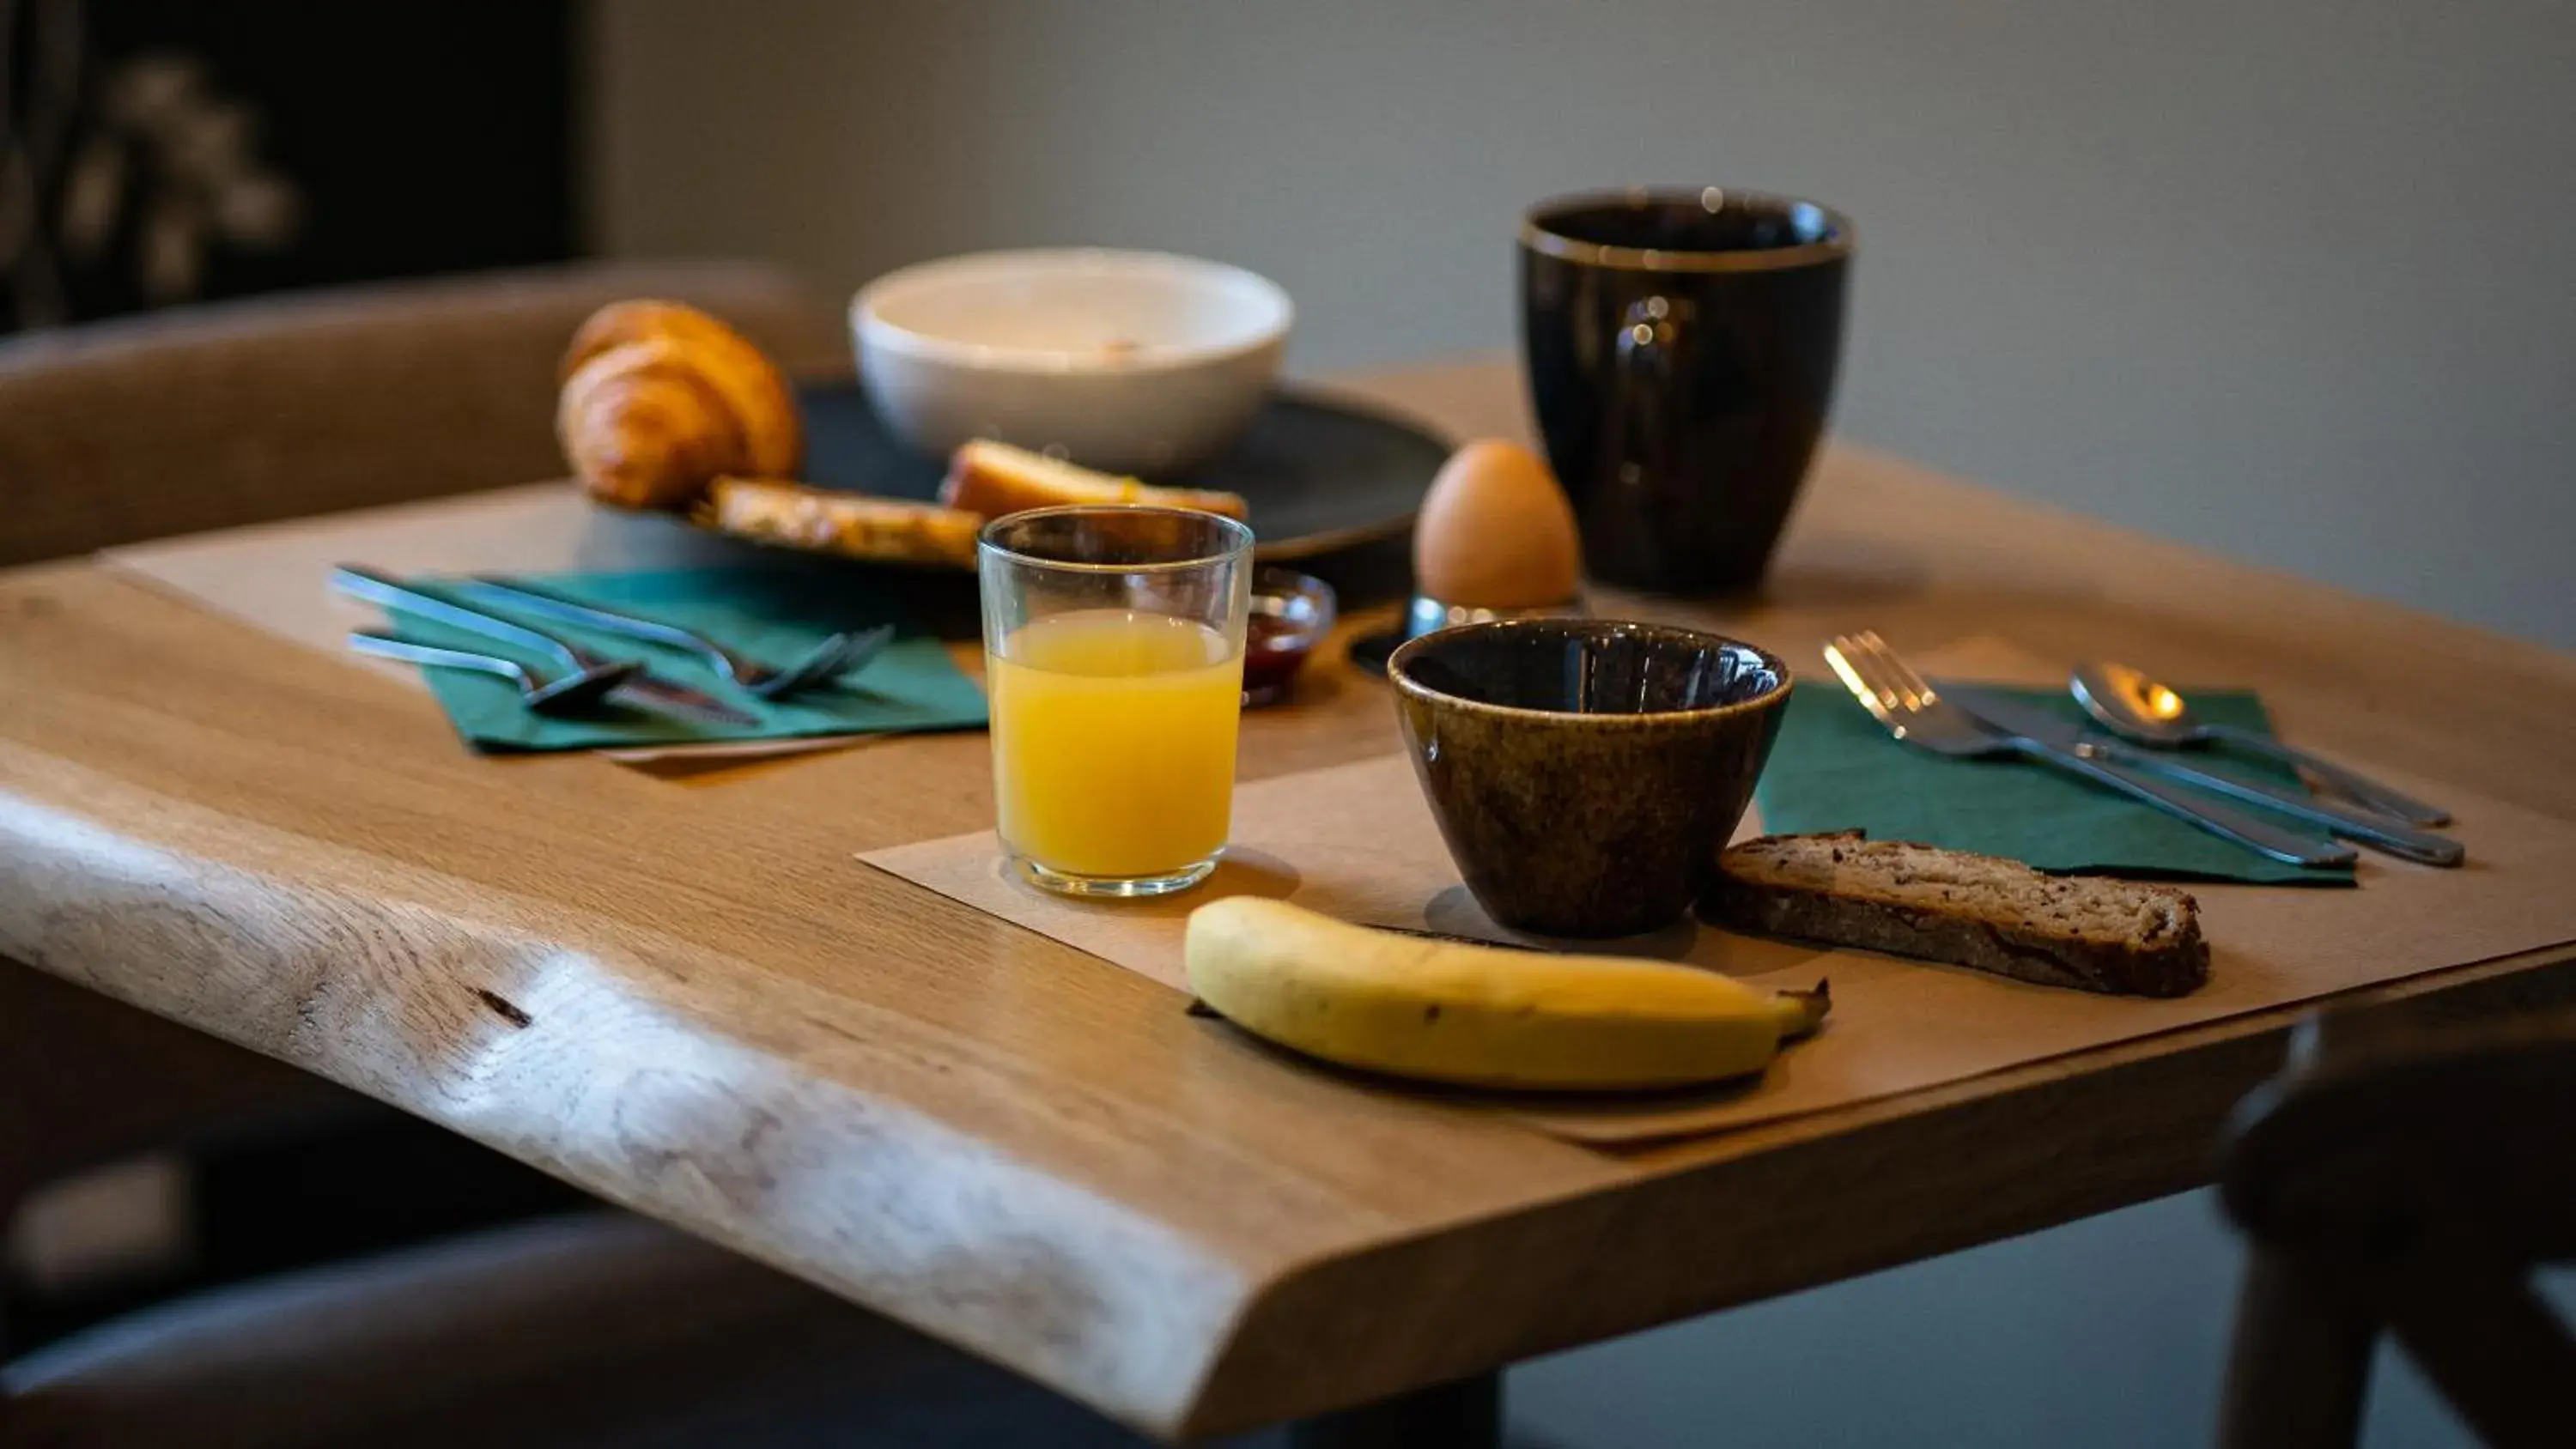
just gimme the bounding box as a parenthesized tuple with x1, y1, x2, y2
(4, 357, 2573, 1440)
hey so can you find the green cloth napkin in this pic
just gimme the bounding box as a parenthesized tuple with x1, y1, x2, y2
(390, 567, 987, 753)
(1754, 683, 2354, 886)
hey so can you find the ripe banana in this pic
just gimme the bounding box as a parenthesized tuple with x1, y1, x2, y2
(1183, 898, 1829, 1090)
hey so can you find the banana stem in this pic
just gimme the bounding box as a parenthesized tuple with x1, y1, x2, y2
(1772, 979, 1832, 1040)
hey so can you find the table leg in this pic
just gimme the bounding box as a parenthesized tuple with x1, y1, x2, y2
(1285, 1372, 1502, 1449)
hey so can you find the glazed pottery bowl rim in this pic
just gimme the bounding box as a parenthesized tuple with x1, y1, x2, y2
(1388, 618, 1794, 726)
(1519, 185, 1856, 275)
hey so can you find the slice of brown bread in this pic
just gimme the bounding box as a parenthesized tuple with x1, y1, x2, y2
(1704, 831, 2208, 997)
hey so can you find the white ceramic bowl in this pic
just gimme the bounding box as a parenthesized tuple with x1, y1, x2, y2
(851, 248, 1292, 477)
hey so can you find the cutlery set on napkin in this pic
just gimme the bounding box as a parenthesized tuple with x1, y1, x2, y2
(1801, 631, 2460, 876)
(331, 564, 988, 753)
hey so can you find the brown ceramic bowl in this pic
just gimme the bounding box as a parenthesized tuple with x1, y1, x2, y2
(1388, 619, 1792, 937)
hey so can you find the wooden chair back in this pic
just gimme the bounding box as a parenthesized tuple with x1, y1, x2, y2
(0, 260, 840, 566)
(2217, 1009, 2576, 1449)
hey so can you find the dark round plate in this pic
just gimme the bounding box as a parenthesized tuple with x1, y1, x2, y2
(724, 381, 1449, 565)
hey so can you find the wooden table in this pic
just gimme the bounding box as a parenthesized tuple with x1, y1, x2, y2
(6, 358, 2574, 1443)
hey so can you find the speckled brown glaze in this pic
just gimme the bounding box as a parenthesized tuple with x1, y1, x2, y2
(1388, 619, 1792, 937)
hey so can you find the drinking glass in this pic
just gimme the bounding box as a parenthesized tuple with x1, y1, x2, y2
(978, 505, 1255, 896)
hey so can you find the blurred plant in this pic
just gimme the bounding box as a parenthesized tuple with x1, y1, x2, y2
(0, 0, 82, 326)
(2, 0, 301, 330)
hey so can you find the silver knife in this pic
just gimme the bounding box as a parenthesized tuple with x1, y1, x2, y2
(1939, 686, 2457, 866)
(331, 566, 762, 728)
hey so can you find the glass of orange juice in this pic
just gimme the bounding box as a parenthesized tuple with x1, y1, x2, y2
(979, 505, 1255, 897)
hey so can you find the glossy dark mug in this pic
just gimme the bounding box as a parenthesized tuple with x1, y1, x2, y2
(1520, 187, 1852, 594)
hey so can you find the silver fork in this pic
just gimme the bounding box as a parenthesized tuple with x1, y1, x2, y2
(1825, 631, 2356, 870)
(451, 577, 893, 700)
(347, 631, 636, 716)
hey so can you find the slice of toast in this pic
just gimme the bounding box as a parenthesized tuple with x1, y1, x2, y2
(940, 440, 1249, 520)
(701, 476, 984, 567)
(1703, 831, 2208, 997)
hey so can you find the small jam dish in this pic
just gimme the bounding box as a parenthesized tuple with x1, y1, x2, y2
(851, 247, 1293, 476)
(1242, 567, 1337, 708)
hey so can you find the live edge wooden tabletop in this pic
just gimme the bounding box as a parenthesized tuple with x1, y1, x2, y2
(4, 358, 2574, 1440)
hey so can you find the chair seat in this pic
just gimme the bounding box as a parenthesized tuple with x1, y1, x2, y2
(3, 1210, 946, 1449)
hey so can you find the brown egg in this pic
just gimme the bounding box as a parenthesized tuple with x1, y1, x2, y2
(1413, 439, 1582, 608)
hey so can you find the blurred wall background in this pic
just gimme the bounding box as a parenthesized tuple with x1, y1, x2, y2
(593, 4, 2569, 1446)
(596, 0, 2573, 651)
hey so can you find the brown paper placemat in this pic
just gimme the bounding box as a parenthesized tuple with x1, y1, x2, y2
(864, 644, 2576, 1146)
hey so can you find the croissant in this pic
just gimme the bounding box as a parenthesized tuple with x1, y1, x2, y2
(556, 300, 802, 510)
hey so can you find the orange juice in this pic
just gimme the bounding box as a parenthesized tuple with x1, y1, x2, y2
(988, 609, 1243, 882)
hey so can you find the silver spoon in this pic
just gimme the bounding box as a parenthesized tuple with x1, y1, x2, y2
(2072, 662, 2451, 828)
(347, 632, 636, 716)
